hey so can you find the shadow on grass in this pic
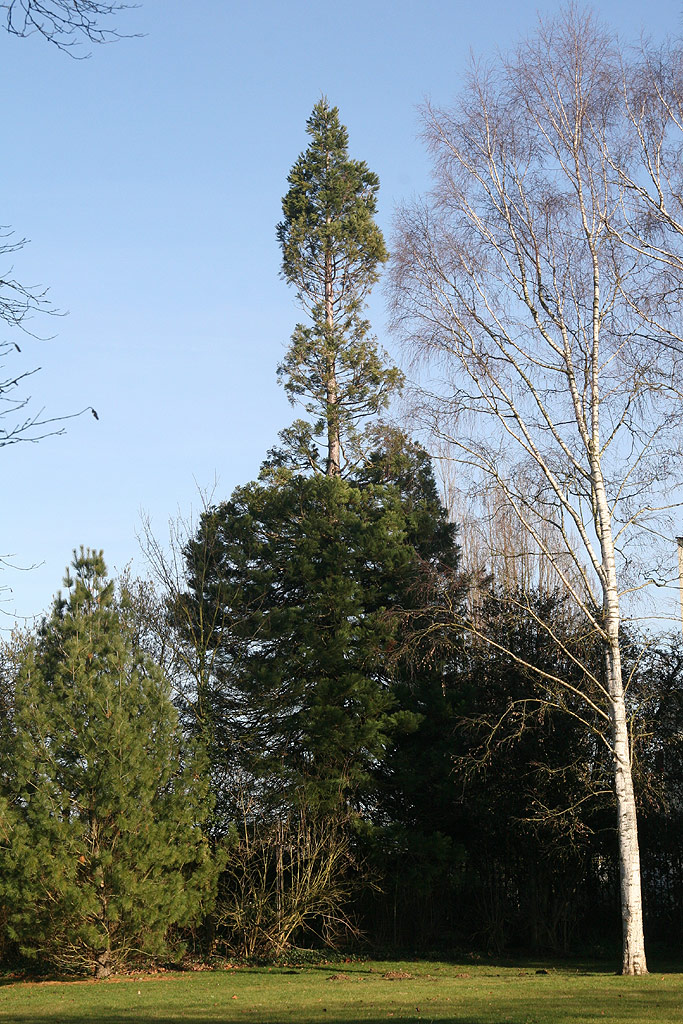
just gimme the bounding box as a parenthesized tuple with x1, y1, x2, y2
(280, 956, 683, 976)
(0, 1017, 493, 1024)
(239, 959, 629, 978)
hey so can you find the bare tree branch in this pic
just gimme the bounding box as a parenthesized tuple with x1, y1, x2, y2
(389, 7, 683, 975)
(1, 1, 137, 53)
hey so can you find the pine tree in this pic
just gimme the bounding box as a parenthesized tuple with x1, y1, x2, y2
(275, 99, 402, 477)
(0, 549, 216, 978)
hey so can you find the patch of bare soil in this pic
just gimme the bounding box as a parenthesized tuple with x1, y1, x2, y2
(382, 970, 414, 981)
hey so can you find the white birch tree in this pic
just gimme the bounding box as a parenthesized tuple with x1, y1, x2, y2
(389, 8, 683, 975)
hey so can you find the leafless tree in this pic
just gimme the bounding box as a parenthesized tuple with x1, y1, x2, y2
(0, 1, 133, 458)
(1, 1, 134, 51)
(0, 230, 94, 451)
(0, 229, 52, 448)
(0, 240, 103, 500)
(137, 506, 230, 730)
(613, 36, 683, 273)
(390, 8, 683, 975)
(439, 464, 583, 601)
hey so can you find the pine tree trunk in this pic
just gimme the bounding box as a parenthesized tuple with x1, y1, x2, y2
(95, 949, 112, 980)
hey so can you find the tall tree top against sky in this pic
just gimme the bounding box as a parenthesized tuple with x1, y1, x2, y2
(2, 0, 681, 624)
(275, 98, 400, 477)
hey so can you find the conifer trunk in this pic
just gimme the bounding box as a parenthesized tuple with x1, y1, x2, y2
(325, 246, 340, 477)
(95, 949, 112, 980)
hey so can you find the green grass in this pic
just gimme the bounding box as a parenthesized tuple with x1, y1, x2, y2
(0, 959, 681, 1023)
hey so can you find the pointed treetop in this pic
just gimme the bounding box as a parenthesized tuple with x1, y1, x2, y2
(274, 100, 400, 477)
(277, 98, 388, 310)
(56, 546, 113, 618)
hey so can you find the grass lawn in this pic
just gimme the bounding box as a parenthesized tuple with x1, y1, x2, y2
(0, 959, 681, 1024)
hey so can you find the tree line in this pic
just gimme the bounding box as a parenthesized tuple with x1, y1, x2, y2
(3, 4, 683, 979)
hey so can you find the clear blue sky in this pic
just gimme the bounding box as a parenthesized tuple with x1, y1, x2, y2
(2, 0, 681, 624)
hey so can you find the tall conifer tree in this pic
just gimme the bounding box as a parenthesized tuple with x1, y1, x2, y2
(0, 550, 216, 977)
(276, 99, 402, 476)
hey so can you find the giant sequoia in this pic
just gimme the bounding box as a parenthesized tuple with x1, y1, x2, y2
(181, 473, 430, 816)
(275, 99, 402, 476)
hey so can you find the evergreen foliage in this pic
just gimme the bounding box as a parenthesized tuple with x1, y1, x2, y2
(274, 99, 402, 477)
(173, 443, 462, 955)
(0, 549, 217, 978)
(356, 427, 459, 566)
(181, 474, 427, 818)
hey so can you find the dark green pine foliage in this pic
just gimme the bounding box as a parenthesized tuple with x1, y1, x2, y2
(274, 98, 402, 477)
(181, 475, 422, 818)
(0, 550, 216, 978)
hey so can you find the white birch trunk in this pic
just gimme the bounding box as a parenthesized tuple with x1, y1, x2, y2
(604, 640, 647, 974)
(584, 149, 647, 973)
(677, 538, 683, 639)
(597, 484, 648, 975)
